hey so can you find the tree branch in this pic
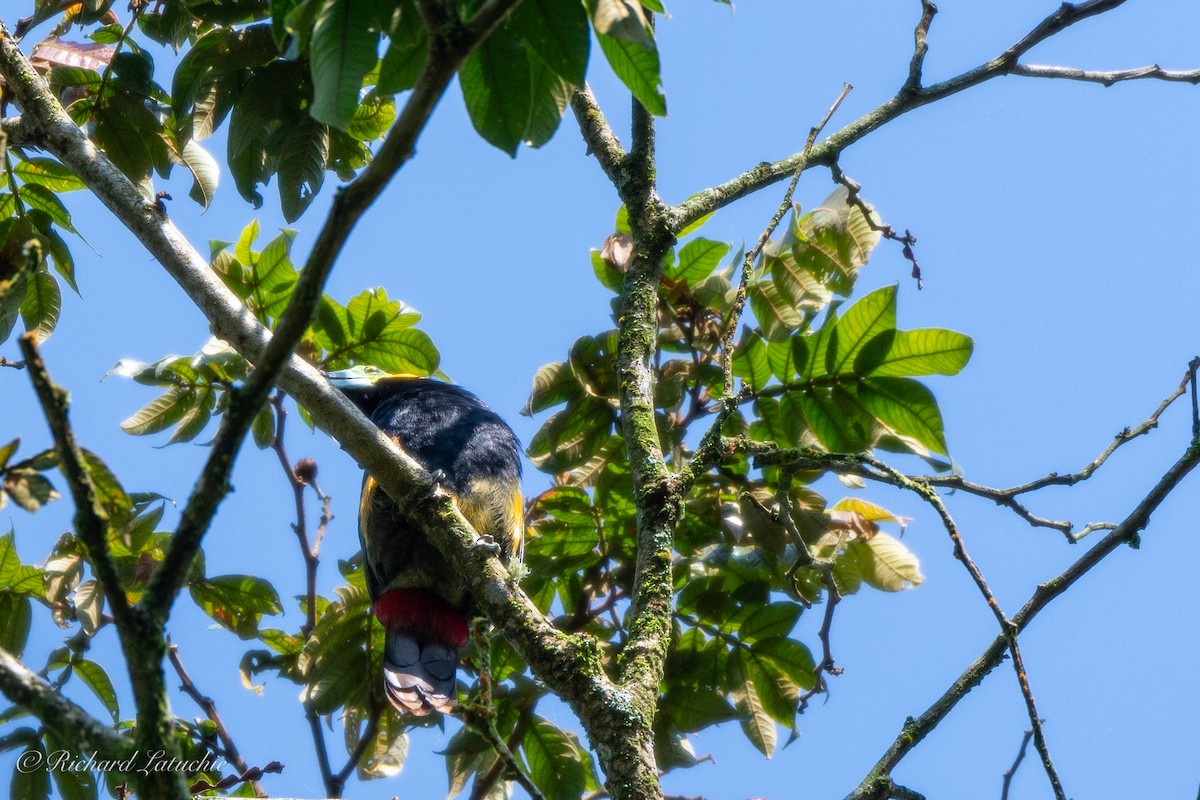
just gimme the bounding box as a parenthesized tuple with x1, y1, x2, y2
(917, 367, 1191, 541)
(720, 83, 852, 398)
(17, 334, 130, 625)
(167, 639, 266, 797)
(0, 646, 130, 762)
(1001, 727, 1036, 800)
(569, 85, 628, 197)
(1010, 62, 1200, 85)
(860, 459, 1063, 799)
(845, 362, 1200, 800)
(667, 0, 1169, 230)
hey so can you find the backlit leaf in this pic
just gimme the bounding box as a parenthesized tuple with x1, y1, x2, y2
(858, 376, 948, 455)
(596, 30, 665, 117)
(310, 0, 381, 128)
(461, 24, 533, 155)
(867, 328, 974, 377)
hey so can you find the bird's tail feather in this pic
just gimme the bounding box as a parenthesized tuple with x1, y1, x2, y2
(383, 629, 458, 716)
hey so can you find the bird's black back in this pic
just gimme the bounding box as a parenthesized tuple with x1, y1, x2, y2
(340, 378, 522, 493)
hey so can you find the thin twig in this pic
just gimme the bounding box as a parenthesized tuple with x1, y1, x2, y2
(1001, 727, 1036, 800)
(903, 0, 937, 92)
(680, 84, 853, 491)
(457, 622, 547, 800)
(721, 82, 852, 398)
(767, 470, 846, 708)
(270, 392, 324, 636)
(1010, 62, 1200, 86)
(668, 0, 1173, 230)
(918, 368, 1192, 541)
(846, 359, 1200, 800)
(829, 163, 922, 289)
(167, 639, 266, 797)
(861, 458, 1065, 800)
(89, 5, 143, 122)
(329, 700, 384, 797)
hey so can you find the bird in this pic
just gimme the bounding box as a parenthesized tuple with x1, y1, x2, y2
(327, 367, 523, 716)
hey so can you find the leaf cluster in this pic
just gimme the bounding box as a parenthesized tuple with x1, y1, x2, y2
(110, 219, 440, 447)
(520, 189, 971, 764)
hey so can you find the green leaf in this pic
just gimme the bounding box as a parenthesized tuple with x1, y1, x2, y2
(595, 30, 665, 117)
(43, 730, 98, 800)
(2, 471, 59, 513)
(251, 403, 276, 449)
(278, 118, 329, 222)
(832, 284, 895, 374)
(29, 219, 77, 294)
(513, 0, 590, 86)
(377, 7, 427, 94)
(798, 386, 872, 453)
(12, 158, 86, 193)
(522, 361, 580, 416)
(120, 389, 194, 436)
(590, 0, 653, 48)
(526, 398, 615, 473)
(73, 659, 119, 722)
(660, 686, 738, 732)
(0, 593, 32, 658)
(18, 270, 61, 344)
(847, 533, 924, 591)
(798, 306, 838, 379)
(310, 0, 381, 129)
(319, 288, 440, 374)
(789, 187, 882, 297)
(669, 238, 729, 285)
(728, 649, 776, 757)
(166, 389, 216, 445)
(461, 24, 533, 156)
(523, 52, 572, 148)
(751, 637, 816, 691)
(345, 93, 396, 141)
(749, 278, 804, 339)
(769, 249, 832, 316)
(867, 328, 974, 377)
(522, 716, 586, 800)
(73, 580, 103, 635)
(189, 574, 283, 639)
(166, 136, 221, 210)
(732, 332, 770, 393)
(93, 92, 162, 185)
(766, 339, 797, 383)
(303, 591, 371, 713)
(858, 376, 948, 455)
(80, 450, 129, 523)
(11, 739, 51, 800)
(738, 602, 800, 643)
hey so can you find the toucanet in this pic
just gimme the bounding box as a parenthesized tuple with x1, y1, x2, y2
(328, 368, 523, 716)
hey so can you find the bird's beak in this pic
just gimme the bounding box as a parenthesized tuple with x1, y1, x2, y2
(325, 366, 423, 389)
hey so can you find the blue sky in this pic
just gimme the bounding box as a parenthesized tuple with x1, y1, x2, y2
(4, 0, 1200, 797)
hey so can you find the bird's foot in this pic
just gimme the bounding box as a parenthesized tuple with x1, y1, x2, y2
(475, 534, 501, 555)
(429, 469, 449, 498)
